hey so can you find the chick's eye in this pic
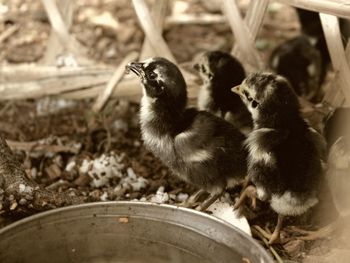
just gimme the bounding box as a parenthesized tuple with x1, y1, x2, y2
(243, 90, 252, 101)
(201, 65, 206, 73)
(251, 100, 258, 108)
(149, 72, 157, 79)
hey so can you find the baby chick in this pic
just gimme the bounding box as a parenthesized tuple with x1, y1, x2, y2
(126, 57, 247, 210)
(194, 51, 253, 132)
(296, 8, 330, 66)
(269, 36, 323, 101)
(232, 72, 326, 244)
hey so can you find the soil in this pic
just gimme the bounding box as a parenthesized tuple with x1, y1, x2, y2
(0, 0, 348, 262)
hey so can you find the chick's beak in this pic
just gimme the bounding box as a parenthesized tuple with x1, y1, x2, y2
(231, 85, 242, 95)
(125, 62, 145, 78)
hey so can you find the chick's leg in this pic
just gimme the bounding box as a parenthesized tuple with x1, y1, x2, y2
(234, 185, 257, 210)
(287, 223, 336, 241)
(180, 189, 206, 208)
(269, 214, 284, 244)
(196, 191, 224, 211)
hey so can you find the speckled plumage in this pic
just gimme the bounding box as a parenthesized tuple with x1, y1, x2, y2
(127, 57, 247, 196)
(194, 51, 252, 130)
(234, 72, 325, 217)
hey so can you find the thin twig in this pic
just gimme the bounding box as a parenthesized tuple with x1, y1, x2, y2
(140, 0, 169, 60)
(92, 51, 138, 112)
(276, 0, 350, 19)
(0, 25, 19, 44)
(7, 140, 80, 154)
(320, 14, 350, 105)
(221, 0, 263, 71)
(165, 14, 226, 25)
(252, 226, 284, 263)
(132, 0, 176, 63)
(41, 0, 71, 50)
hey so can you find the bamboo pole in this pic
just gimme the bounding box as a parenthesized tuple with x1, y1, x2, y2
(222, 0, 263, 72)
(140, 0, 169, 60)
(92, 51, 139, 112)
(276, 0, 350, 20)
(132, 0, 176, 63)
(320, 14, 350, 105)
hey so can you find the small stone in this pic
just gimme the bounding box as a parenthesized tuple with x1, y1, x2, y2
(74, 174, 91, 187)
(19, 198, 27, 205)
(118, 217, 129, 224)
(65, 161, 76, 172)
(10, 202, 18, 210)
(45, 163, 62, 181)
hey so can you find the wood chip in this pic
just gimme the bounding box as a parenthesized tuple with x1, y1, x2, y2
(10, 202, 18, 211)
(118, 217, 129, 224)
(92, 51, 139, 112)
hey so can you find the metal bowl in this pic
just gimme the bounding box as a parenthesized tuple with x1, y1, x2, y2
(0, 202, 273, 263)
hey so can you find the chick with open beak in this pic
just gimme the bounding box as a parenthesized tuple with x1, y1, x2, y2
(126, 57, 248, 211)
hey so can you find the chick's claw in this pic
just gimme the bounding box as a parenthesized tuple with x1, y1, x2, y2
(253, 215, 284, 245)
(269, 215, 284, 244)
(196, 191, 223, 211)
(180, 189, 206, 208)
(234, 185, 257, 210)
(287, 224, 335, 241)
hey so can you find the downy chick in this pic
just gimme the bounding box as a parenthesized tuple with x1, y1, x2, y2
(269, 36, 323, 101)
(232, 72, 326, 244)
(126, 57, 247, 210)
(194, 50, 253, 132)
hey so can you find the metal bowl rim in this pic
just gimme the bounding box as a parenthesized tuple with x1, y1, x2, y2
(0, 201, 272, 262)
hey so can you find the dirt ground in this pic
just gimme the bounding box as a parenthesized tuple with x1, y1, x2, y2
(0, 0, 348, 262)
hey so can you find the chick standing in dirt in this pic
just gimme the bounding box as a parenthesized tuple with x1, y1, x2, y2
(194, 50, 252, 132)
(126, 57, 247, 210)
(232, 72, 326, 244)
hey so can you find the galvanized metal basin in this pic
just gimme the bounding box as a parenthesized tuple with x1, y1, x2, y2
(0, 202, 273, 263)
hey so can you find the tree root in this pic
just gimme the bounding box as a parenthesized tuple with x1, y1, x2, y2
(0, 136, 85, 216)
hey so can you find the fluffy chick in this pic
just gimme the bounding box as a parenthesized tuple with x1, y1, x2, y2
(296, 8, 330, 66)
(194, 50, 253, 131)
(232, 72, 326, 243)
(126, 57, 247, 210)
(269, 35, 323, 101)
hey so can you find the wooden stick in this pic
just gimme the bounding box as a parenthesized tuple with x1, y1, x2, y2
(0, 25, 18, 44)
(41, 0, 91, 65)
(320, 14, 350, 105)
(165, 14, 226, 25)
(132, 0, 196, 81)
(132, 0, 176, 63)
(222, 0, 263, 71)
(0, 74, 111, 100)
(231, 0, 268, 63)
(276, 0, 350, 20)
(140, 0, 169, 60)
(0, 64, 113, 81)
(251, 226, 284, 263)
(243, 0, 269, 40)
(7, 140, 80, 154)
(92, 51, 139, 112)
(41, 0, 72, 50)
